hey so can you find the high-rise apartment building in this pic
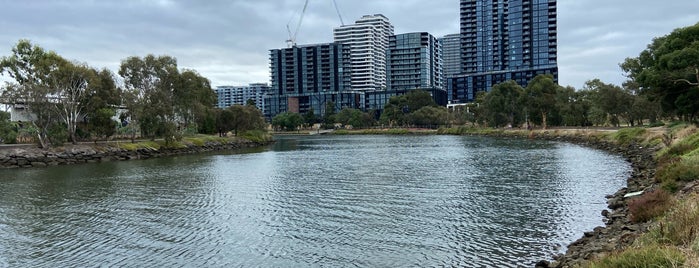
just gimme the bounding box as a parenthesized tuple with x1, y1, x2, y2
(386, 32, 443, 90)
(333, 14, 394, 91)
(215, 83, 270, 111)
(449, 0, 558, 103)
(267, 43, 357, 118)
(438, 33, 462, 78)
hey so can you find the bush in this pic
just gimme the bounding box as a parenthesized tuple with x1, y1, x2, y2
(240, 130, 272, 144)
(612, 127, 647, 145)
(48, 123, 68, 146)
(628, 189, 673, 223)
(586, 245, 685, 268)
(658, 160, 699, 187)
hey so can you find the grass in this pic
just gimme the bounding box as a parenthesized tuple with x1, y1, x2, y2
(643, 194, 699, 247)
(113, 132, 273, 151)
(239, 130, 273, 143)
(610, 127, 648, 145)
(584, 245, 685, 268)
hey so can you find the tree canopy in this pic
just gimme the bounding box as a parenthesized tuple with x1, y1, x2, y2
(621, 22, 699, 121)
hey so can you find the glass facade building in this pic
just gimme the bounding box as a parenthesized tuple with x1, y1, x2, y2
(449, 0, 558, 103)
(267, 43, 357, 119)
(439, 33, 462, 79)
(386, 32, 443, 91)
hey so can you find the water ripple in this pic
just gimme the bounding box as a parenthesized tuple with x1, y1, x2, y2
(0, 135, 630, 267)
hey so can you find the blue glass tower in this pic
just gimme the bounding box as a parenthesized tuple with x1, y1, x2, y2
(450, 0, 558, 103)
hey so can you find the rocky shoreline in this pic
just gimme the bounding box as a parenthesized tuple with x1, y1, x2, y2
(0, 139, 269, 169)
(529, 132, 659, 267)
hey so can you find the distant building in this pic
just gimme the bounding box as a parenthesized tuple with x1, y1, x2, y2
(449, 0, 558, 103)
(215, 83, 270, 111)
(438, 33, 461, 79)
(266, 43, 357, 119)
(386, 32, 443, 91)
(333, 14, 394, 91)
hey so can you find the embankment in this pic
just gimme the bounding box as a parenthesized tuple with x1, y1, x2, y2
(0, 138, 270, 169)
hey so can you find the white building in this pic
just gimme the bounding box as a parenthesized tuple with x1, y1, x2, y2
(333, 14, 394, 91)
(215, 83, 270, 111)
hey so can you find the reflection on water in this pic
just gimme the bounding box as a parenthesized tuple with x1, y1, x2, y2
(0, 135, 629, 267)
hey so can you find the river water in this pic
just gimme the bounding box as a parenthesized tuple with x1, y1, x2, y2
(0, 135, 630, 267)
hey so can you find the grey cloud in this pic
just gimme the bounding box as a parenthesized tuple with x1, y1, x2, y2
(1, 0, 698, 89)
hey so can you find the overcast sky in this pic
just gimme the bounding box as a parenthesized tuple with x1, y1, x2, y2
(1, 0, 698, 89)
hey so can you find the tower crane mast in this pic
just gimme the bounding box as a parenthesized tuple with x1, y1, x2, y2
(286, 0, 309, 47)
(285, 0, 346, 47)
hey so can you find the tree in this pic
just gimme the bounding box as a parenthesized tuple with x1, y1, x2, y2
(0, 111, 18, 144)
(89, 108, 117, 141)
(0, 40, 67, 148)
(49, 61, 99, 144)
(525, 74, 558, 129)
(119, 54, 179, 141)
(380, 89, 438, 127)
(227, 104, 266, 136)
(215, 108, 234, 137)
(584, 79, 634, 127)
(410, 106, 448, 127)
(483, 80, 524, 127)
(272, 112, 303, 131)
(303, 108, 317, 128)
(335, 108, 375, 128)
(323, 101, 336, 129)
(174, 69, 215, 131)
(621, 22, 699, 120)
(557, 86, 592, 127)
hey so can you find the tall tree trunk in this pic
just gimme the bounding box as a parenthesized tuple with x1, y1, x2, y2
(541, 111, 548, 130)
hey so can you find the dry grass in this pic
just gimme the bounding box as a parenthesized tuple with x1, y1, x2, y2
(628, 189, 675, 223)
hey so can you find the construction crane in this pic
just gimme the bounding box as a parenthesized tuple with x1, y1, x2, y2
(286, 0, 309, 47)
(286, 0, 345, 47)
(332, 0, 344, 26)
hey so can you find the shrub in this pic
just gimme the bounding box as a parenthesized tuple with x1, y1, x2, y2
(612, 127, 647, 145)
(240, 130, 272, 144)
(658, 160, 699, 187)
(628, 189, 673, 223)
(586, 245, 685, 268)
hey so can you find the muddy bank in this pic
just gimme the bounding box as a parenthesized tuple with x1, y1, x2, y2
(0, 139, 269, 169)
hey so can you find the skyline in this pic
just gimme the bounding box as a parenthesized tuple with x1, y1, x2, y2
(1, 0, 698, 89)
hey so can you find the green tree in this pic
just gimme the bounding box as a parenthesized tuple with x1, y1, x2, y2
(323, 101, 336, 129)
(380, 89, 438, 127)
(89, 108, 117, 141)
(557, 86, 592, 127)
(335, 108, 375, 128)
(303, 108, 317, 128)
(0, 111, 18, 144)
(621, 22, 699, 120)
(174, 69, 215, 131)
(483, 80, 525, 127)
(0, 40, 67, 148)
(215, 108, 234, 137)
(272, 112, 303, 131)
(119, 54, 179, 141)
(227, 104, 266, 136)
(524, 74, 558, 129)
(584, 79, 634, 127)
(410, 106, 448, 127)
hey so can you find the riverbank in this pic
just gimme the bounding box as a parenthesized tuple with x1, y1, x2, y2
(434, 126, 698, 267)
(0, 135, 273, 169)
(321, 126, 697, 266)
